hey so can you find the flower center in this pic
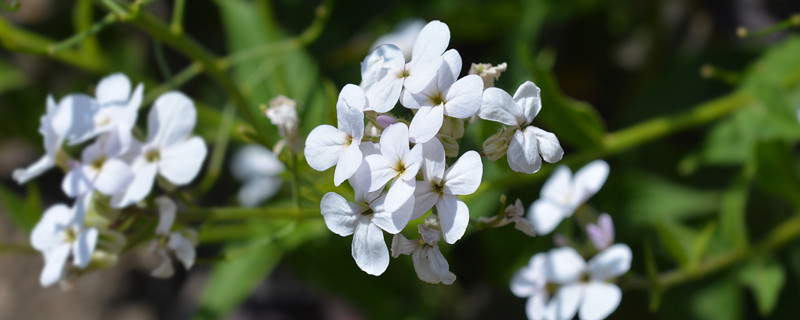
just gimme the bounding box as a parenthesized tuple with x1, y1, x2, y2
(393, 160, 407, 176)
(430, 93, 445, 106)
(398, 68, 410, 79)
(361, 208, 374, 216)
(91, 156, 106, 170)
(146, 149, 161, 163)
(64, 228, 78, 243)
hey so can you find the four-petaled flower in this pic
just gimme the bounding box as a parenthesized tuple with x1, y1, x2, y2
(149, 197, 197, 278)
(362, 123, 423, 212)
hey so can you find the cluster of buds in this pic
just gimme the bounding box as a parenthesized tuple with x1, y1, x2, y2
(15, 74, 205, 287)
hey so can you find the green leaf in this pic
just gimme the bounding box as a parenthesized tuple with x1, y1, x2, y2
(738, 257, 786, 316)
(718, 162, 755, 250)
(0, 183, 42, 233)
(194, 220, 325, 320)
(691, 274, 742, 320)
(656, 220, 716, 271)
(622, 172, 721, 225)
(754, 140, 800, 209)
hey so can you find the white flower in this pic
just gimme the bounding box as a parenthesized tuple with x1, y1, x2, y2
(61, 131, 134, 198)
(13, 94, 94, 184)
(544, 245, 631, 320)
(469, 62, 508, 89)
(111, 92, 208, 207)
(527, 160, 609, 235)
(370, 18, 426, 60)
(412, 138, 482, 244)
(149, 197, 197, 278)
(265, 95, 301, 153)
(478, 198, 536, 237)
(319, 180, 413, 275)
(231, 144, 285, 207)
(587, 213, 615, 251)
(30, 196, 97, 287)
(362, 123, 423, 212)
(510, 252, 549, 319)
(359, 20, 451, 112)
(391, 222, 456, 285)
(304, 84, 366, 186)
(402, 51, 483, 143)
(70, 73, 144, 152)
(478, 81, 563, 174)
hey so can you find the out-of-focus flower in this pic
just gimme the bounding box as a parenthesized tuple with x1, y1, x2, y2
(510, 252, 549, 319)
(391, 221, 456, 284)
(231, 144, 285, 207)
(587, 213, 615, 250)
(527, 160, 609, 235)
(469, 62, 507, 88)
(149, 197, 197, 278)
(479, 81, 563, 174)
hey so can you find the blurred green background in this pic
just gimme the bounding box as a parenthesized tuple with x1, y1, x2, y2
(2, 0, 800, 319)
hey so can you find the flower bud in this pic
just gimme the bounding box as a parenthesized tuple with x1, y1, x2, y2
(469, 62, 507, 89)
(482, 128, 513, 161)
(265, 95, 302, 153)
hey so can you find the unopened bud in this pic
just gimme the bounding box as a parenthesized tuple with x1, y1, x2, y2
(482, 129, 513, 161)
(469, 62, 508, 89)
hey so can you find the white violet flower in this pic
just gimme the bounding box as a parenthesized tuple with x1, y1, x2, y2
(510, 252, 550, 319)
(149, 197, 197, 278)
(391, 221, 456, 285)
(479, 81, 563, 174)
(231, 144, 285, 207)
(362, 123, 423, 212)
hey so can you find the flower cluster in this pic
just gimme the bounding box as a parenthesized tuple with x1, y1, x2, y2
(510, 160, 632, 320)
(15, 74, 206, 287)
(306, 20, 564, 283)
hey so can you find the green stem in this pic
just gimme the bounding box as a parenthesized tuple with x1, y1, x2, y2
(289, 151, 300, 209)
(170, 0, 186, 35)
(194, 102, 236, 195)
(738, 13, 800, 39)
(143, 61, 203, 105)
(621, 215, 800, 291)
(49, 13, 117, 54)
(178, 206, 320, 222)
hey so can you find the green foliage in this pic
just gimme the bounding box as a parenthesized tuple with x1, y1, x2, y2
(0, 183, 42, 233)
(738, 256, 786, 316)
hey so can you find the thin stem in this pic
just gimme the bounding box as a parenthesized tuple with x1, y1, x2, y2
(153, 40, 173, 81)
(737, 13, 800, 39)
(194, 102, 236, 195)
(143, 61, 203, 105)
(170, 0, 186, 35)
(49, 13, 117, 55)
(288, 151, 300, 209)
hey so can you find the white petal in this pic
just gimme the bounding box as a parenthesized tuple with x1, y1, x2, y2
(532, 127, 563, 163)
(510, 252, 548, 297)
(365, 77, 404, 113)
(513, 81, 542, 125)
(391, 233, 418, 257)
(408, 105, 443, 144)
(31, 204, 72, 251)
(507, 128, 542, 174)
(421, 138, 446, 184)
(404, 56, 443, 93)
(380, 123, 410, 163)
(411, 182, 439, 220)
(427, 245, 456, 284)
(352, 220, 389, 276)
(579, 282, 622, 320)
(333, 144, 363, 186)
(541, 165, 572, 200)
(442, 49, 462, 80)
(238, 177, 282, 207)
(528, 199, 567, 235)
(111, 161, 157, 208)
(72, 227, 98, 268)
(61, 165, 94, 198)
(526, 295, 549, 320)
(337, 85, 366, 141)
(62, 94, 100, 145)
(231, 144, 285, 181)
(158, 136, 207, 185)
(546, 284, 583, 320)
(151, 249, 175, 278)
(94, 159, 134, 195)
(442, 75, 483, 119)
(320, 192, 360, 236)
(13, 156, 54, 185)
(442, 150, 482, 196)
(364, 154, 396, 192)
(39, 244, 71, 287)
(398, 143, 423, 181)
(126, 83, 144, 113)
(410, 20, 450, 63)
(412, 245, 456, 285)
(304, 125, 347, 171)
(546, 247, 587, 284)
(477, 87, 520, 126)
(371, 193, 413, 234)
(95, 73, 131, 107)
(168, 233, 196, 270)
(436, 194, 469, 244)
(418, 224, 441, 245)
(572, 160, 610, 206)
(588, 243, 632, 281)
(384, 178, 416, 212)
(147, 92, 197, 147)
(155, 196, 176, 236)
